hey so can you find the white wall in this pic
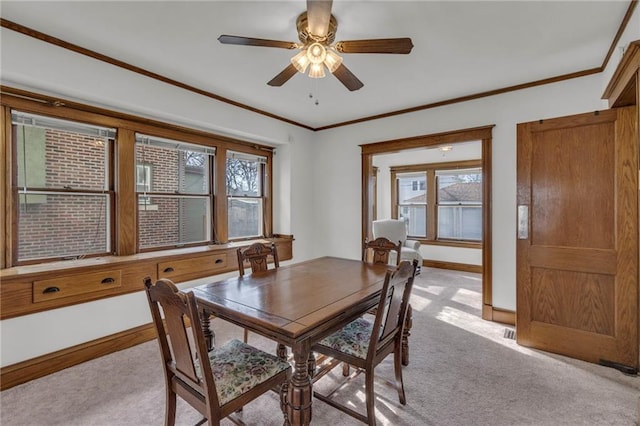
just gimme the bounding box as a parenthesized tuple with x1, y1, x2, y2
(0, 29, 318, 367)
(1, 14, 639, 366)
(312, 75, 609, 312)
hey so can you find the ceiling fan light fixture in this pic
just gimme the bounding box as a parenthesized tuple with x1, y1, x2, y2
(308, 62, 326, 78)
(291, 49, 311, 73)
(306, 42, 327, 65)
(324, 48, 343, 73)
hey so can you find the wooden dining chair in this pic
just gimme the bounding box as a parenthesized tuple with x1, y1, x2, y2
(363, 237, 413, 368)
(311, 260, 418, 426)
(144, 277, 291, 426)
(236, 242, 279, 342)
(362, 237, 402, 266)
(237, 242, 279, 277)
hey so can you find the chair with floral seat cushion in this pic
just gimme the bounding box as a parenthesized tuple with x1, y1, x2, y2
(311, 260, 418, 426)
(144, 277, 291, 426)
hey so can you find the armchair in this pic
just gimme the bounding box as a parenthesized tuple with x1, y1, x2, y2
(372, 219, 423, 273)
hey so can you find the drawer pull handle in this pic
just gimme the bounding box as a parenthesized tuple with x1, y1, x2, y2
(101, 277, 115, 284)
(163, 267, 174, 273)
(215, 259, 223, 264)
(43, 286, 60, 294)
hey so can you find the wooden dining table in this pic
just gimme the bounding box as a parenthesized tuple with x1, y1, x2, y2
(191, 256, 392, 425)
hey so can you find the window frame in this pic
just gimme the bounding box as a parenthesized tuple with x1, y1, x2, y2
(10, 110, 116, 265)
(1, 93, 275, 268)
(135, 133, 217, 252)
(225, 150, 268, 241)
(391, 159, 482, 246)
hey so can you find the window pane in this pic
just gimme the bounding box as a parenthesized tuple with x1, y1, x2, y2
(397, 174, 426, 204)
(228, 198, 262, 239)
(138, 196, 210, 249)
(226, 158, 261, 196)
(438, 206, 482, 240)
(16, 124, 109, 191)
(398, 205, 426, 238)
(18, 193, 110, 261)
(437, 170, 482, 204)
(135, 144, 209, 194)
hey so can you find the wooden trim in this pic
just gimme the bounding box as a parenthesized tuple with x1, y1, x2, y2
(481, 136, 493, 308)
(0, 89, 276, 153)
(390, 159, 482, 173)
(603, 40, 640, 107)
(0, 19, 312, 131)
(1, 106, 9, 269)
(319, 70, 600, 131)
(361, 126, 495, 155)
(484, 306, 516, 326)
(601, 1, 639, 71)
(116, 128, 137, 255)
(0, 323, 158, 391)
(423, 259, 482, 274)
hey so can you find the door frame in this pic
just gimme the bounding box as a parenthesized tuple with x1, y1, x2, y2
(360, 125, 499, 321)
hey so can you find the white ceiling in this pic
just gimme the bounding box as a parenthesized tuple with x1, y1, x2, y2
(0, 1, 630, 129)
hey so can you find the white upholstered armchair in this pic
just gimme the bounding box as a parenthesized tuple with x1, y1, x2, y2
(372, 219, 423, 273)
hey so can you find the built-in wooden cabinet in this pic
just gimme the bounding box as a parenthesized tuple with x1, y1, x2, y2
(0, 236, 293, 320)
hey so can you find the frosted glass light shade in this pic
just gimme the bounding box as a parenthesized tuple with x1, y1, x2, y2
(306, 42, 327, 65)
(308, 63, 326, 78)
(291, 49, 310, 73)
(324, 49, 343, 73)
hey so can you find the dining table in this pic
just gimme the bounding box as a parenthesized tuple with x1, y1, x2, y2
(191, 256, 393, 425)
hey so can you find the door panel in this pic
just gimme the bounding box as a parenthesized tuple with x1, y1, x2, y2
(517, 107, 638, 369)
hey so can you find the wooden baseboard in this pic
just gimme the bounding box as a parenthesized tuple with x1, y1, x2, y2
(0, 323, 158, 391)
(482, 304, 516, 325)
(423, 259, 482, 274)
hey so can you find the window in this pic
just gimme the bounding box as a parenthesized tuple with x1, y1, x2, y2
(135, 134, 215, 250)
(226, 151, 267, 239)
(392, 161, 482, 243)
(437, 169, 482, 241)
(397, 173, 427, 238)
(12, 111, 115, 262)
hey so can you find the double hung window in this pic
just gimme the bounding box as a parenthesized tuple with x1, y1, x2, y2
(396, 172, 427, 238)
(392, 162, 482, 244)
(135, 134, 215, 250)
(12, 111, 115, 262)
(226, 151, 267, 240)
(436, 169, 482, 241)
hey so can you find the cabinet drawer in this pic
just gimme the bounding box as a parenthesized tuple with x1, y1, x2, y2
(33, 270, 122, 303)
(158, 253, 227, 281)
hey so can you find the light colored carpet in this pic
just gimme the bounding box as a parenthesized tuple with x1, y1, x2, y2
(1, 267, 638, 425)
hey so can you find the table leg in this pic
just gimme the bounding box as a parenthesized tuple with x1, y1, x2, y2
(402, 304, 412, 366)
(286, 341, 312, 425)
(200, 309, 215, 351)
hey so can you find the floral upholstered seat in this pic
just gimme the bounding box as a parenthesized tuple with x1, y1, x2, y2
(144, 277, 291, 424)
(195, 339, 291, 405)
(317, 317, 374, 360)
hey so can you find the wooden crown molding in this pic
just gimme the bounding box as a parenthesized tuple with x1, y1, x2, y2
(1, 1, 636, 132)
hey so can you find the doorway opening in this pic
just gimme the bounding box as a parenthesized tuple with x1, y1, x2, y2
(361, 125, 499, 321)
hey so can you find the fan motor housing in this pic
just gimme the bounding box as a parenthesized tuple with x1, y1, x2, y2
(296, 12, 337, 45)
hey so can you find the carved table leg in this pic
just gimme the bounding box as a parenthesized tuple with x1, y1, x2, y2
(307, 351, 316, 379)
(402, 304, 412, 366)
(286, 341, 313, 425)
(277, 343, 289, 361)
(200, 309, 215, 351)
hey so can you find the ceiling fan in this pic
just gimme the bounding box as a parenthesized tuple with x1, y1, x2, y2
(218, 0, 413, 91)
